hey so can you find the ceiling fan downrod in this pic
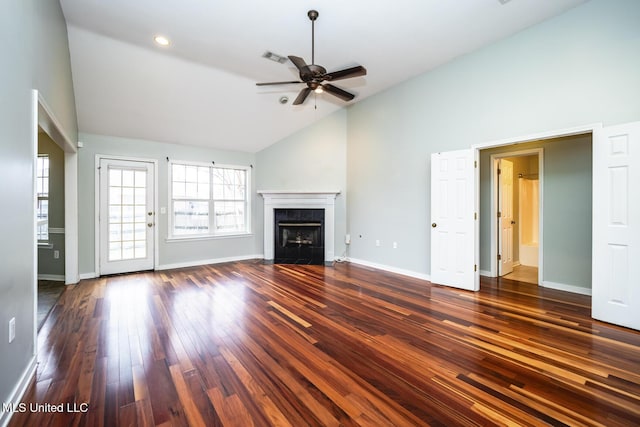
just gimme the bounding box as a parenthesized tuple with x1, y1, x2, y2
(308, 10, 318, 65)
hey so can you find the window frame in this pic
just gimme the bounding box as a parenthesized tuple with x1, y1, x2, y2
(167, 160, 251, 240)
(36, 154, 49, 243)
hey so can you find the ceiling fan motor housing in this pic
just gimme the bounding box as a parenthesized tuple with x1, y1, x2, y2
(300, 64, 327, 82)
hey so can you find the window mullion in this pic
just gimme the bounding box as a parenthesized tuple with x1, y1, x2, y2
(210, 166, 215, 234)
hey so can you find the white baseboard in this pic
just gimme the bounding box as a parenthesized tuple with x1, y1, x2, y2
(347, 258, 431, 282)
(37, 274, 65, 282)
(479, 269, 492, 277)
(0, 356, 36, 427)
(78, 272, 98, 280)
(541, 280, 592, 296)
(155, 254, 263, 271)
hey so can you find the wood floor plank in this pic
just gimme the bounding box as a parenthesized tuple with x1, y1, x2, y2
(9, 261, 640, 426)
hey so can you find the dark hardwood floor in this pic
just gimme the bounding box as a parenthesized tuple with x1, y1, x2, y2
(37, 280, 66, 331)
(9, 261, 640, 426)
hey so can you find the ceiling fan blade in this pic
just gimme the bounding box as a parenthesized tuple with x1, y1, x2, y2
(288, 55, 308, 71)
(322, 84, 355, 102)
(256, 81, 302, 86)
(323, 65, 367, 82)
(293, 87, 312, 105)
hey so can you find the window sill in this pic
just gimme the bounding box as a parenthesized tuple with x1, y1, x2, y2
(165, 232, 253, 243)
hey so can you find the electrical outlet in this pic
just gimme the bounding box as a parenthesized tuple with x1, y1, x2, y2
(375, 240, 380, 247)
(53, 250, 60, 259)
(9, 317, 15, 343)
(393, 242, 398, 249)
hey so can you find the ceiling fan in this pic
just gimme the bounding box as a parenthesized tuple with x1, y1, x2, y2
(256, 10, 367, 105)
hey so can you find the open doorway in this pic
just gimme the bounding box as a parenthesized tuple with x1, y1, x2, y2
(492, 150, 541, 285)
(478, 132, 593, 296)
(36, 128, 66, 329)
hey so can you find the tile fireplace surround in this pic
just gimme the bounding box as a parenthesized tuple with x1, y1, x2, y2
(258, 191, 340, 266)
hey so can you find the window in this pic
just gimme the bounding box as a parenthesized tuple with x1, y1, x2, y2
(36, 155, 49, 241)
(169, 161, 250, 238)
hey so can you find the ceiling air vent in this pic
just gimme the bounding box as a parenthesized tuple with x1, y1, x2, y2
(262, 51, 288, 64)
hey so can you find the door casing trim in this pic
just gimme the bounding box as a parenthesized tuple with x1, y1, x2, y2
(490, 148, 543, 282)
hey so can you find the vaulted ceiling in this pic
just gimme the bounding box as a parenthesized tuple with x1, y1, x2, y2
(60, 0, 586, 153)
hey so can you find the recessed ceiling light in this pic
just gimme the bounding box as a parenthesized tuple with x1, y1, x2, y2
(154, 35, 170, 46)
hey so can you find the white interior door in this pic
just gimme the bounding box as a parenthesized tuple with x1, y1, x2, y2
(99, 159, 155, 275)
(592, 121, 640, 330)
(498, 159, 514, 275)
(430, 149, 478, 291)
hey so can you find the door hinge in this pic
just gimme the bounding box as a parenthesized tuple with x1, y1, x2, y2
(497, 168, 501, 175)
(497, 211, 502, 218)
(497, 254, 502, 261)
(474, 212, 477, 220)
(474, 264, 477, 272)
(474, 160, 477, 168)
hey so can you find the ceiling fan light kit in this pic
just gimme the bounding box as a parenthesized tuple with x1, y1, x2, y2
(256, 10, 367, 106)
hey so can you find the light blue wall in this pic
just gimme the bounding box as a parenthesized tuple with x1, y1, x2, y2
(255, 110, 348, 259)
(77, 134, 260, 275)
(346, 0, 640, 278)
(0, 0, 77, 415)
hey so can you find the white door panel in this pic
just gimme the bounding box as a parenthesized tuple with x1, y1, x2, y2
(499, 159, 514, 275)
(430, 150, 477, 291)
(99, 159, 155, 275)
(592, 121, 640, 330)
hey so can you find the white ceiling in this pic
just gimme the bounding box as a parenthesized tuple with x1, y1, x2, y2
(60, 0, 587, 153)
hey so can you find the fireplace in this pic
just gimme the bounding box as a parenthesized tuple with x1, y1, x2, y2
(258, 190, 340, 266)
(275, 209, 324, 264)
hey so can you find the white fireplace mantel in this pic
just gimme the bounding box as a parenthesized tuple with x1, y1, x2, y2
(258, 190, 340, 264)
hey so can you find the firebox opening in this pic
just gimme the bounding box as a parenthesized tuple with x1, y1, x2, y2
(274, 209, 324, 265)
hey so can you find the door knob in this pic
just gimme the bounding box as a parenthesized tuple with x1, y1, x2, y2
(147, 223, 153, 228)
(511, 220, 516, 225)
(432, 223, 437, 228)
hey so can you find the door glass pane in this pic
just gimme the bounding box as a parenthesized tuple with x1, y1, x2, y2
(134, 240, 146, 259)
(109, 242, 122, 261)
(135, 170, 146, 187)
(135, 205, 146, 222)
(122, 205, 134, 223)
(108, 166, 148, 261)
(122, 170, 134, 187)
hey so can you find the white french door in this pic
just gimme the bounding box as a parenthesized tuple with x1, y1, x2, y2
(592, 121, 640, 330)
(430, 149, 478, 291)
(498, 159, 514, 276)
(99, 158, 155, 275)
